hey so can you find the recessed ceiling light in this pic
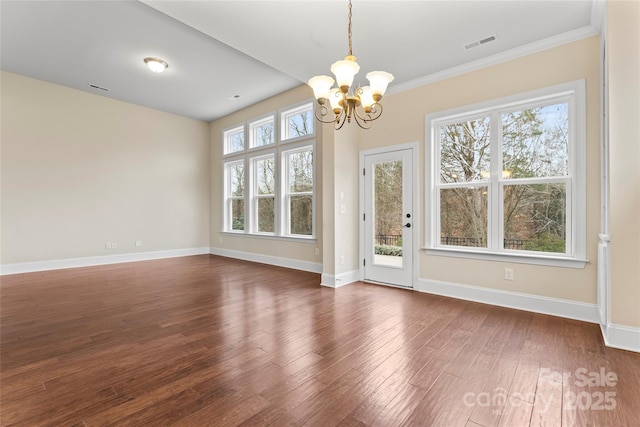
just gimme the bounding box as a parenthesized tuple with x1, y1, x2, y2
(144, 57, 168, 73)
(227, 95, 240, 101)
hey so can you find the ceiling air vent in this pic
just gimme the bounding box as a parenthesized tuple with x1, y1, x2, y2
(464, 34, 497, 51)
(88, 84, 110, 92)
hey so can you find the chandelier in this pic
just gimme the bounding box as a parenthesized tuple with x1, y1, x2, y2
(307, 0, 394, 130)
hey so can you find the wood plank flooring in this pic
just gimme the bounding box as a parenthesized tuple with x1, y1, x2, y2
(1, 254, 639, 426)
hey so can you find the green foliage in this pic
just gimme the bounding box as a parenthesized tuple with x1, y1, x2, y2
(396, 237, 403, 247)
(375, 245, 403, 257)
(523, 233, 565, 253)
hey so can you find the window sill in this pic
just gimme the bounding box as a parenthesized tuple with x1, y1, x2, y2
(222, 231, 316, 243)
(423, 247, 588, 269)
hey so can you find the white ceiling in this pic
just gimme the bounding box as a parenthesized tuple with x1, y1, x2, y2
(0, 1, 600, 122)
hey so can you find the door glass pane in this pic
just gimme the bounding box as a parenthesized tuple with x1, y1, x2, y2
(373, 160, 403, 267)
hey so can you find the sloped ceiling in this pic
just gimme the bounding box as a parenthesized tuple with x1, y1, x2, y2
(0, 0, 599, 122)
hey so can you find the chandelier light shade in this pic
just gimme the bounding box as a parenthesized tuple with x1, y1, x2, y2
(308, 0, 394, 130)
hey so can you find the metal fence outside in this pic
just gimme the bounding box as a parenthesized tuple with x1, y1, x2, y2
(375, 235, 527, 250)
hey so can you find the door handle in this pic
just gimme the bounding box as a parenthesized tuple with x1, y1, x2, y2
(404, 223, 411, 228)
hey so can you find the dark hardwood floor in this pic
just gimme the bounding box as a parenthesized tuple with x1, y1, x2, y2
(1, 255, 639, 426)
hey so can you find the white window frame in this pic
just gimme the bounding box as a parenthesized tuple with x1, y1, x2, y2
(223, 125, 246, 155)
(249, 114, 276, 149)
(425, 80, 587, 268)
(222, 100, 316, 241)
(279, 101, 315, 143)
(250, 152, 277, 235)
(223, 159, 246, 233)
(281, 142, 316, 239)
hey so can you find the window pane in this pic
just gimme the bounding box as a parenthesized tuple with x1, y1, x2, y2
(504, 183, 566, 253)
(256, 157, 275, 195)
(257, 197, 274, 233)
(440, 117, 491, 183)
(440, 187, 488, 247)
(251, 119, 274, 147)
(502, 103, 568, 179)
(225, 127, 244, 154)
(230, 163, 244, 197)
(231, 199, 244, 231)
(284, 105, 314, 139)
(288, 150, 313, 193)
(290, 195, 312, 235)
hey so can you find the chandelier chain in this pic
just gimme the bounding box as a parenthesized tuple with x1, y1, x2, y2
(348, 0, 353, 56)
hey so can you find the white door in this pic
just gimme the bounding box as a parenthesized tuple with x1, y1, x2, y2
(363, 148, 414, 287)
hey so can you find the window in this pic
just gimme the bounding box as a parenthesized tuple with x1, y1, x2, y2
(425, 81, 586, 266)
(252, 154, 276, 233)
(223, 101, 316, 239)
(283, 146, 314, 236)
(281, 103, 314, 141)
(225, 160, 245, 231)
(223, 126, 244, 154)
(250, 115, 275, 148)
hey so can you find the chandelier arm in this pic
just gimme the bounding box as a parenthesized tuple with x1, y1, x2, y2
(335, 112, 348, 130)
(352, 110, 373, 130)
(314, 105, 342, 124)
(352, 102, 384, 124)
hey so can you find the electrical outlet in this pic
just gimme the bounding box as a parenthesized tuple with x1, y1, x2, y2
(135, 240, 143, 247)
(111, 242, 117, 249)
(315, 247, 320, 256)
(504, 268, 514, 281)
(340, 255, 345, 265)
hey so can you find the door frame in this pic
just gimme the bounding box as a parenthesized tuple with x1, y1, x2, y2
(359, 141, 419, 288)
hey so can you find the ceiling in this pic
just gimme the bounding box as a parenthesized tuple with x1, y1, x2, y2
(0, 1, 600, 122)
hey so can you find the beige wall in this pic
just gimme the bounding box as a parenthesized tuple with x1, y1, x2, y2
(607, 0, 640, 328)
(360, 36, 602, 303)
(209, 85, 322, 265)
(0, 71, 210, 264)
(332, 122, 360, 276)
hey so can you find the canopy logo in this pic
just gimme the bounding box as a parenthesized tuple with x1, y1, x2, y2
(462, 367, 618, 414)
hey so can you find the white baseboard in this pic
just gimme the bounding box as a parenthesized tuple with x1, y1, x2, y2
(601, 323, 640, 353)
(415, 278, 599, 324)
(0, 247, 211, 276)
(209, 247, 322, 274)
(320, 269, 359, 288)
